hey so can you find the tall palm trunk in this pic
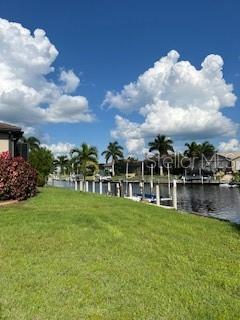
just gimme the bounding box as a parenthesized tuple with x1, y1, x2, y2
(112, 159, 115, 177)
(83, 160, 86, 191)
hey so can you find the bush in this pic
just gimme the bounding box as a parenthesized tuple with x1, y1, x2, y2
(0, 151, 37, 201)
(29, 147, 54, 186)
(37, 173, 46, 187)
(233, 172, 240, 183)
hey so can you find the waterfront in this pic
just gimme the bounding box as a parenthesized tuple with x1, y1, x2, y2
(51, 180, 240, 224)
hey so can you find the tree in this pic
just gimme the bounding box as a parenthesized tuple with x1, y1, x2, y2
(184, 141, 216, 158)
(29, 147, 54, 186)
(70, 143, 98, 182)
(54, 155, 70, 175)
(101, 141, 124, 176)
(184, 142, 201, 158)
(200, 141, 216, 157)
(22, 136, 41, 151)
(148, 135, 174, 155)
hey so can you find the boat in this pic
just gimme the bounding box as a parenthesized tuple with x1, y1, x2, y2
(134, 193, 156, 203)
(161, 197, 172, 201)
(220, 183, 238, 188)
(124, 195, 141, 202)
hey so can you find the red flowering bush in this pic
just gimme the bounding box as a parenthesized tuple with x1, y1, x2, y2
(0, 151, 37, 201)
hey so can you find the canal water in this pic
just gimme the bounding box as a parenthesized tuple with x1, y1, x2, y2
(50, 180, 240, 224)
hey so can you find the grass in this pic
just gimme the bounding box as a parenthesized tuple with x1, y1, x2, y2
(0, 187, 239, 319)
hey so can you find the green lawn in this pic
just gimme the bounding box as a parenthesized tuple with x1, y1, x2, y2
(0, 188, 239, 319)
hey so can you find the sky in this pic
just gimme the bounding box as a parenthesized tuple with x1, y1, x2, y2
(0, 0, 240, 159)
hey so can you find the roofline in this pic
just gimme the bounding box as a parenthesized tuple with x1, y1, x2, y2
(0, 128, 23, 132)
(231, 156, 240, 161)
(0, 122, 23, 134)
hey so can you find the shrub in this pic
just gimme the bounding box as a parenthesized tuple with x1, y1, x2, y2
(37, 173, 46, 187)
(233, 172, 240, 183)
(0, 152, 37, 201)
(29, 147, 54, 186)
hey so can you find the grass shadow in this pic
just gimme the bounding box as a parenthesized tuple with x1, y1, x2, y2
(230, 222, 240, 234)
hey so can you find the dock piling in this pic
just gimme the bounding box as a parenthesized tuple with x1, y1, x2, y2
(107, 182, 111, 195)
(156, 184, 160, 206)
(116, 183, 120, 197)
(173, 179, 177, 210)
(79, 180, 83, 192)
(139, 181, 144, 197)
(129, 183, 133, 198)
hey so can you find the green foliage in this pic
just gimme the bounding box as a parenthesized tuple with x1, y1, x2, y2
(184, 141, 216, 158)
(71, 143, 98, 179)
(101, 141, 124, 162)
(101, 141, 124, 176)
(233, 172, 240, 183)
(0, 187, 239, 319)
(36, 173, 46, 187)
(29, 147, 54, 185)
(184, 141, 201, 158)
(148, 134, 174, 155)
(200, 141, 216, 157)
(22, 136, 41, 151)
(54, 155, 70, 175)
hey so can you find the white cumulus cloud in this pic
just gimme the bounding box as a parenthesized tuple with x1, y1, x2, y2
(41, 142, 75, 156)
(47, 95, 94, 123)
(0, 18, 94, 133)
(104, 50, 238, 154)
(218, 139, 240, 152)
(59, 69, 80, 93)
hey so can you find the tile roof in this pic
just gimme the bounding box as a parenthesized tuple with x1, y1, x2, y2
(217, 152, 240, 160)
(0, 122, 22, 132)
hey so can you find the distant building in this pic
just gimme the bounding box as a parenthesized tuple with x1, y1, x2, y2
(0, 122, 28, 159)
(218, 152, 240, 173)
(98, 162, 113, 176)
(232, 155, 240, 173)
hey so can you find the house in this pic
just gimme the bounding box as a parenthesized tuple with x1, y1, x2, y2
(187, 153, 233, 173)
(98, 162, 113, 176)
(232, 155, 240, 172)
(0, 122, 28, 159)
(218, 152, 240, 173)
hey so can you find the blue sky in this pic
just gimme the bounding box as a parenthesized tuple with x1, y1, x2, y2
(0, 0, 239, 158)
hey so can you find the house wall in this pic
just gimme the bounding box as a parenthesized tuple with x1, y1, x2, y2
(232, 158, 240, 172)
(0, 133, 10, 153)
(193, 154, 231, 172)
(0, 139, 9, 153)
(0, 133, 16, 156)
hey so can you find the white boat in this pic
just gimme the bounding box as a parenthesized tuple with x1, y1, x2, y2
(161, 197, 172, 201)
(124, 195, 141, 202)
(220, 183, 238, 188)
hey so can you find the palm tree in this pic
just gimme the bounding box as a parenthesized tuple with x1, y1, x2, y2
(184, 141, 216, 158)
(54, 155, 69, 175)
(22, 136, 41, 151)
(101, 141, 124, 177)
(184, 142, 201, 158)
(148, 135, 174, 155)
(200, 141, 216, 157)
(70, 143, 98, 183)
